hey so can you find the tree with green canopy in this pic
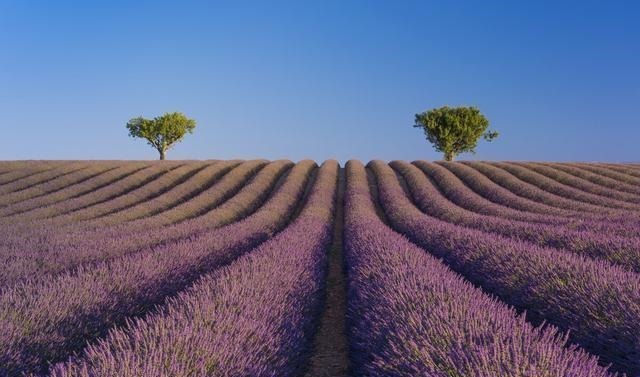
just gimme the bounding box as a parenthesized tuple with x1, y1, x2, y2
(126, 112, 196, 160)
(413, 106, 498, 161)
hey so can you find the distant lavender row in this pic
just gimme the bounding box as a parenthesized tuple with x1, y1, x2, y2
(521, 162, 640, 204)
(0, 163, 124, 207)
(49, 160, 338, 377)
(598, 163, 640, 179)
(31, 162, 211, 226)
(0, 160, 201, 250)
(0, 162, 76, 189)
(371, 161, 640, 375)
(460, 161, 634, 217)
(68, 160, 240, 228)
(490, 162, 640, 212)
(0, 161, 184, 228)
(416, 160, 640, 232)
(412, 160, 573, 222)
(0, 162, 152, 217)
(344, 160, 613, 377)
(437, 161, 640, 219)
(552, 163, 640, 195)
(571, 163, 640, 187)
(0, 161, 273, 250)
(0, 161, 98, 186)
(0, 162, 95, 196)
(0, 160, 256, 246)
(0, 161, 190, 265)
(0, 161, 292, 288)
(385, 161, 640, 271)
(0, 160, 315, 376)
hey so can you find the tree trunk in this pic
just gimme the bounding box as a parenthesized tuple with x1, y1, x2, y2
(159, 149, 166, 160)
(444, 151, 455, 161)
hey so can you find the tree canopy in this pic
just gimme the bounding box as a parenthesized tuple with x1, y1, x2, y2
(126, 112, 196, 160)
(413, 106, 498, 161)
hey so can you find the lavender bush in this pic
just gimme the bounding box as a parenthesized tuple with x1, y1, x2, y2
(371, 160, 640, 375)
(344, 160, 615, 377)
(0, 160, 316, 375)
(48, 160, 338, 377)
(384, 161, 640, 270)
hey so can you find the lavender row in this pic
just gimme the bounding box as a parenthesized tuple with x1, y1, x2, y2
(0, 162, 155, 217)
(0, 160, 278, 254)
(559, 163, 640, 193)
(0, 161, 276, 254)
(371, 161, 640, 375)
(599, 163, 640, 179)
(49, 160, 338, 377)
(461, 161, 626, 216)
(529, 162, 640, 200)
(30, 162, 210, 226)
(0, 163, 125, 207)
(385, 161, 640, 271)
(0, 160, 244, 243)
(0, 162, 77, 190)
(437, 161, 640, 219)
(520, 162, 640, 204)
(0, 161, 79, 186)
(109, 159, 266, 229)
(0, 161, 187, 252)
(0, 160, 316, 376)
(0, 162, 96, 196)
(66, 159, 269, 236)
(415, 161, 640, 233)
(492, 162, 640, 211)
(345, 160, 613, 376)
(417, 161, 640, 234)
(70, 160, 240, 228)
(411, 160, 576, 222)
(0, 161, 184, 229)
(0, 161, 292, 288)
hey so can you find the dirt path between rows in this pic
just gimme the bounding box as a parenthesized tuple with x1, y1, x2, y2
(303, 167, 349, 377)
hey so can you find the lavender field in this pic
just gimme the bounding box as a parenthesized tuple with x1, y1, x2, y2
(1, 160, 639, 376)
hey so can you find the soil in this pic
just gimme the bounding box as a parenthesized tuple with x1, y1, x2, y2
(303, 167, 349, 377)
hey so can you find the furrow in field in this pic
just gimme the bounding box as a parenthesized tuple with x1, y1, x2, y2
(372, 159, 640, 375)
(444, 162, 640, 231)
(0, 162, 92, 195)
(534, 162, 640, 201)
(0, 161, 294, 288)
(0, 163, 122, 208)
(303, 166, 349, 377)
(0, 162, 64, 186)
(148, 160, 268, 225)
(59, 162, 212, 225)
(1, 161, 184, 223)
(49, 161, 338, 377)
(461, 161, 619, 215)
(0, 160, 317, 376)
(0, 162, 152, 217)
(597, 163, 640, 179)
(75, 160, 240, 227)
(427, 161, 577, 216)
(386, 161, 640, 272)
(19, 161, 196, 226)
(515, 162, 640, 208)
(568, 163, 640, 188)
(345, 160, 613, 376)
(415, 160, 581, 222)
(490, 162, 640, 212)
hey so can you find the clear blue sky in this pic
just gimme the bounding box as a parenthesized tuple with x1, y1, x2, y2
(1, 0, 638, 162)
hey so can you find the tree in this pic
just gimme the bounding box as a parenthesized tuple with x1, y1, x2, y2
(413, 106, 498, 161)
(126, 112, 196, 160)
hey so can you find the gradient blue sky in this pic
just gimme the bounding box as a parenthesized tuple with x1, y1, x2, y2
(1, 0, 638, 162)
